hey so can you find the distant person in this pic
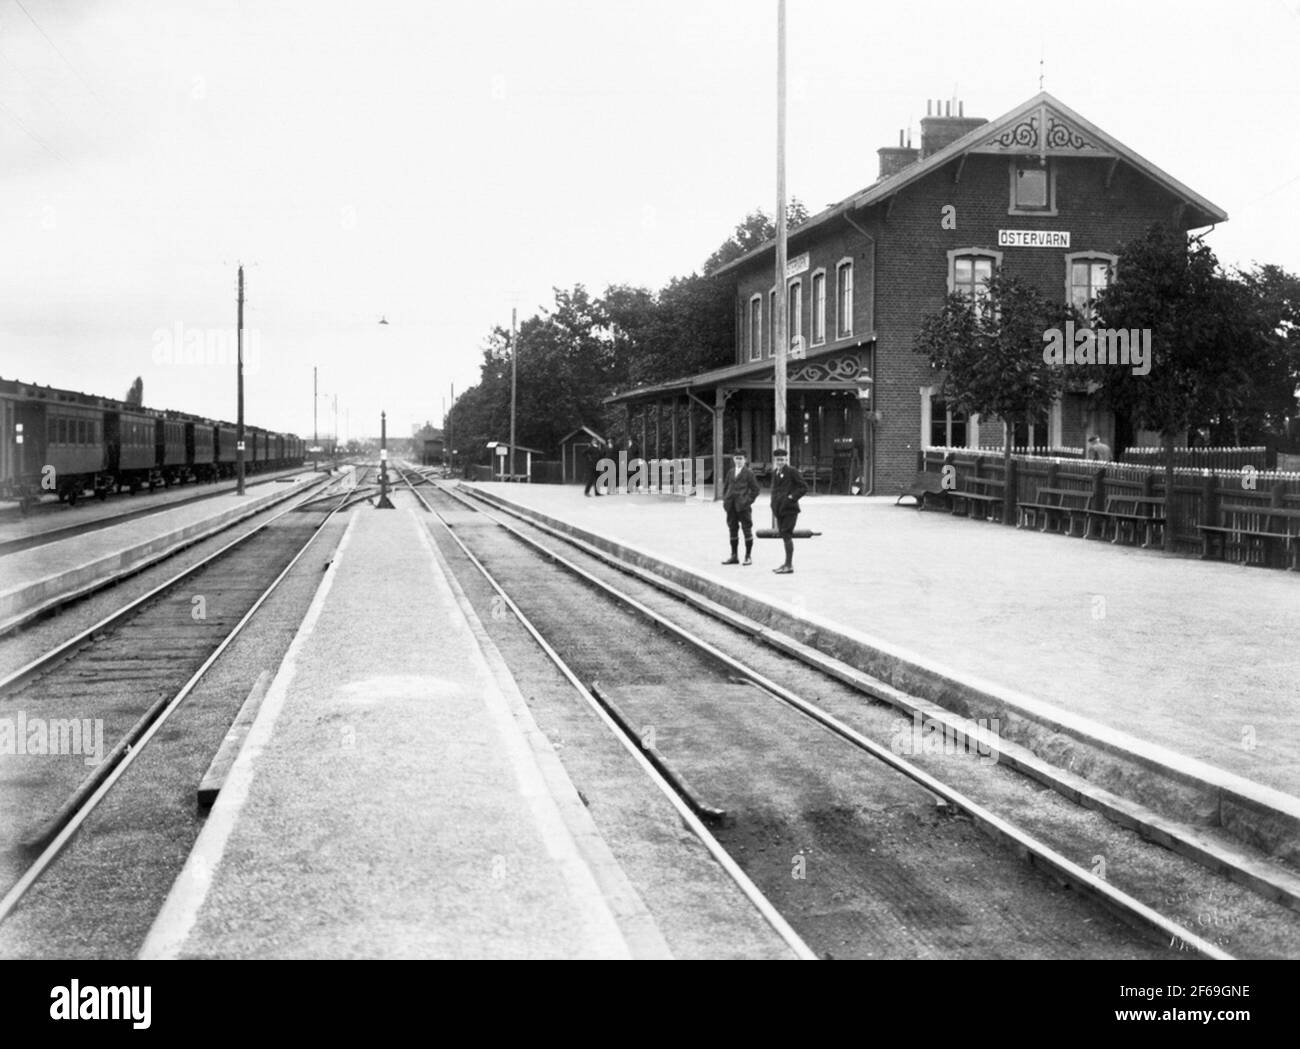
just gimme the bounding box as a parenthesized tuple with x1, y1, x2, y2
(769, 448, 807, 574)
(583, 438, 605, 496)
(721, 449, 760, 565)
(1086, 434, 1113, 462)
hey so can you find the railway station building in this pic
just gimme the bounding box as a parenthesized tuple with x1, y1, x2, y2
(606, 91, 1226, 496)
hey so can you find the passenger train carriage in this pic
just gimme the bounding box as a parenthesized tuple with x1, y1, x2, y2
(0, 377, 304, 510)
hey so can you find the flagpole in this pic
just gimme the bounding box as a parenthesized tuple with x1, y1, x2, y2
(773, 0, 788, 458)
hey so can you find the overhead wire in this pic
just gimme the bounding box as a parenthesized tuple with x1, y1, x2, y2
(10, 0, 105, 106)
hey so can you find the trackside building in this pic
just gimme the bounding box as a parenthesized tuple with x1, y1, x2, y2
(607, 90, 1226, 496)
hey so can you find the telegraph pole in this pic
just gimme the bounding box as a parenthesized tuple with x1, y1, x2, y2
(448, 382, 455, 476)
(773, 0, 789, 457)
(236, 265, 246, 495)
(509, 307, 518, 481)
(313, 365, 318, 473)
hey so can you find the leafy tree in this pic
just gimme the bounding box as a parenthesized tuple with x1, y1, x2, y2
(448, 286, 616, 466)
(603, 274, 733, 389)
(703, 198, 811, 275)
(914, 272, 1069, 499)
(1231, 264, 1300, 446)
(125, 376, 143, 406)
(1093, 225, 1267, 548)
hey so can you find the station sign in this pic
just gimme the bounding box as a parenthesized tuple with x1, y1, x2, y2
(785, 252, 810, 278)
(998, 230, 1070, 248)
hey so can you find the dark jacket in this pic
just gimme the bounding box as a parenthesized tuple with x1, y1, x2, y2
(770, 464, 808, 516)
(723, 464, 760, 511)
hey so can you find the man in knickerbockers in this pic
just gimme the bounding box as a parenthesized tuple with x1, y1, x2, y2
(583, 437, 605, 496)
(721, 448, 760, 565)
(769, 448, 807, 574)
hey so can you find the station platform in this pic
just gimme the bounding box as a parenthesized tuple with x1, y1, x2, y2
(139, 504, 672, 959)
(457, 481, 1300, 860)
(0, 472, 319, 634)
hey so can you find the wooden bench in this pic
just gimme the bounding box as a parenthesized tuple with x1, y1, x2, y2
(1086, 495, 1166, 547)
(949, 477, 1005, 522)
(1199, 504, 1300, 569)
(1017, 486, 1092, 536)
(896, 471, 952, 512)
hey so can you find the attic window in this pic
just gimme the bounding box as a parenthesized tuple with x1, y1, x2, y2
(1010, 159, 1054, 214)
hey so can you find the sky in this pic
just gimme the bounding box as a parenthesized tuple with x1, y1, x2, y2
(1, 0, 1298, 441)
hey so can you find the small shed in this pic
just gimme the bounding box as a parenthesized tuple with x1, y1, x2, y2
(485, 441, 546, 482)
(558, 426, 606, 484)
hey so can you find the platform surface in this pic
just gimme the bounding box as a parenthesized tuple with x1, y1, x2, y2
(140, 505, 658, 959)
(459, 481, 1300, 803)
(0, 474, 312, 601)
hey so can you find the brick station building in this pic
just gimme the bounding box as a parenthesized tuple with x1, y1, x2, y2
(607, 90, 1226, 496)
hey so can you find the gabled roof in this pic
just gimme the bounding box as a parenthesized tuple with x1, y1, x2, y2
(559, 425, 605, 444)
(713, 91, 1227, 276)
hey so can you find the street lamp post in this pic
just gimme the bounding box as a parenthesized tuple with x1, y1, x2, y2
(377, 410, 394, 509)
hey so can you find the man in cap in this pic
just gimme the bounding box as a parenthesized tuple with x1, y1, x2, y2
(769, 448, 807, 574)
(1086, 434, 1113, 462)
(583, 437, 605, 496)
(721, 448, 760, 565)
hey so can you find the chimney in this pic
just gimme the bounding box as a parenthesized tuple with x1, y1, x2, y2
(920, 98, 987, 158)
(878, 128, 919, 179)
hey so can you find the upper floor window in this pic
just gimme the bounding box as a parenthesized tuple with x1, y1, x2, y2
(948, 248, 1001, 315)
(811, 270, 826, 345)
(1009, 159, 1055, 214)
(788, 278, 803, 351)
(1065, 252, 1117, 318)
(748, 295, 762, 361)
(767, 288, 775, 358)
(835, 260, 853, 339)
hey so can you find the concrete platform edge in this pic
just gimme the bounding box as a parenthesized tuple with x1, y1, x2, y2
(413, 516, 673, 959)
(460, 483, 1300, 862)
(0, 477, 319, 634)
(138, 512, 359, 960)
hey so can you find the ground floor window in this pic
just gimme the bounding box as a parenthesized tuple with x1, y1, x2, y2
(929, 398, 968, 448)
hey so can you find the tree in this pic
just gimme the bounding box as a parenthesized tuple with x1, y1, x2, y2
(1232, 264, 1300, 446)
(125, 376, 143, 406)
(703, 198, 811, 275)
(914, 272, 1069, 510)
(603, 273, 733, 390)
(1093, 225, 1266, 548)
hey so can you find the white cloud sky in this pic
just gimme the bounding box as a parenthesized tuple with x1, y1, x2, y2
(1, 0, 1297, 439)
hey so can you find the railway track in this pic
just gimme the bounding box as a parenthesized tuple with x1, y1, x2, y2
(0, 467, 374, 952)
(399, 467, 1300, 959)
